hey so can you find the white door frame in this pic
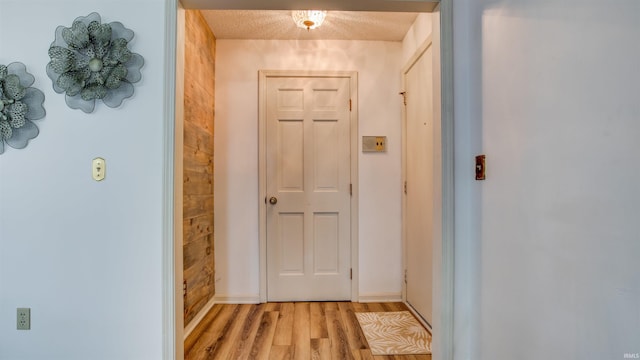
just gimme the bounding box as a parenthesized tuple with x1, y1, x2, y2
(438, 2, 456, 360)
(163, 1, 455, 359)
(257, 70, 359, 303)
(163, 1, 179, 360)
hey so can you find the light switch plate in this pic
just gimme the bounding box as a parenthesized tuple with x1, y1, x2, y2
(92, 157, 106, 181)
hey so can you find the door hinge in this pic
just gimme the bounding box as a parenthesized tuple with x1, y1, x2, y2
(350, 183, 353, 196)
(404, 181, 407, 194)
(399, 91, 407, 106)
(404, 269, 408, 284)
(349, 99, 352, 111)
(350, 268, 353, 280)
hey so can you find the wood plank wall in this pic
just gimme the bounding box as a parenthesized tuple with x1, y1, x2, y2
(183, 9, 216, 326)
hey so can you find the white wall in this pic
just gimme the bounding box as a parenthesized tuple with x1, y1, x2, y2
(214, 39, 404, 301)
(0, 1, 169, 359)
(453, 0, 640, 358)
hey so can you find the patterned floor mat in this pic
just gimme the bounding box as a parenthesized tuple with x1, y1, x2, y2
(355, 311, 431, 355)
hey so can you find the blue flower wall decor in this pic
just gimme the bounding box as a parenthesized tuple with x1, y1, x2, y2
(0, 62, 46, 154)
(46, 13, 144, 113)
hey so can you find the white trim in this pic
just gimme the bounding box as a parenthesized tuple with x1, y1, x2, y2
(350, 73, 360, 303)
(402, 35, 434, 76)
(438, 1, 455, 360)
(183, 296, 216, 340)
(163, 1, 179, 360)
(258, 70, 359, 303)
(399, 5, 455, 360)
(258, 70, 267, 303)
(213, 295, 262, 304)
(174, 2, 187, 348)
(357, 293, 403, 303)
(405, 301, 433, 332)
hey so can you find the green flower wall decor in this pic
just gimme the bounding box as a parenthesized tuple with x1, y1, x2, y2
(0, 63, 46, 154)
(46, 13, 144, 113)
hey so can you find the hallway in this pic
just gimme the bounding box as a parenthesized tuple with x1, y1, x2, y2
(185, 302, 432, 360)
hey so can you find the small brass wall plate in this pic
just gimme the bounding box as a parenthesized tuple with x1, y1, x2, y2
(363, 136, 386, 152)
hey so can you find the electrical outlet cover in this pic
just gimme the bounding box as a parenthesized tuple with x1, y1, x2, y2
(17, 308, 30, 330)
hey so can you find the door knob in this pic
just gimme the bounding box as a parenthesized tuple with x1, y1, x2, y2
(269, 196, 278, 205)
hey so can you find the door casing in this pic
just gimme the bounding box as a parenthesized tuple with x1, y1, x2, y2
(258, 70, 359, 303)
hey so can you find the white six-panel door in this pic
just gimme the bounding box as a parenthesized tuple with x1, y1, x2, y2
(265, 75, 352, 301)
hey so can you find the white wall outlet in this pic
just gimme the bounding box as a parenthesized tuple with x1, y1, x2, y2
(17, 308, 30, 330)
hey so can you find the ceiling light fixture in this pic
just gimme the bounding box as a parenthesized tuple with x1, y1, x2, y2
(292, 10, 327, 31)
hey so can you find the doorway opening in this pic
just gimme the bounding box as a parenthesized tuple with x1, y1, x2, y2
(166, 2, 454, 360)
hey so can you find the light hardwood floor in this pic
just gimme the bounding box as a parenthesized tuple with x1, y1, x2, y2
(185, 302, 432, 360)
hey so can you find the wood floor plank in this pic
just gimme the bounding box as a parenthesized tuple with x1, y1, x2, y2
(269, 345, 293, 360)
(292, 302, 311, 360)
(249, 311, 280, 359)
(355, 349, 375, 360)
(325, 303, 355, 360)
(309, 302, 328, 339)
(310, 338, 330, 360)
(338, 302, 369, 351)
(352, 302, 370, 312)
(373, 355, 431, 360)
(185, 304, 239, 360)
(365, 302, 386, 312)
(265, 302, 281, 312)
(323, 301, 339, 312)
(231, 304, 267, 359)
(382, 302, 407, 312)
(204, 303, 252, 359)
(273, 302, 295, 345)
(184, 303, 223, 354)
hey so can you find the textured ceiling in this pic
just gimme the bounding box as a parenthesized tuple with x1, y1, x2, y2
(201, 10, 420, 41)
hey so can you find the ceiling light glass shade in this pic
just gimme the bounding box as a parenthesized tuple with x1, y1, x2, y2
(292, 10, 327, 30)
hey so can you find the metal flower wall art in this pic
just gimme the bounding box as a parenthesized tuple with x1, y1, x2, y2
(0, 63, 46, 154)
(46, 13, 144, 113)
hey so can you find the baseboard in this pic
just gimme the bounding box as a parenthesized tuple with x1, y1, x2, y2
(213, 294, 261, 304)
(357, 292, 403, 303)
(183, 296, 216, 340)
(404, 301, 433, 333)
